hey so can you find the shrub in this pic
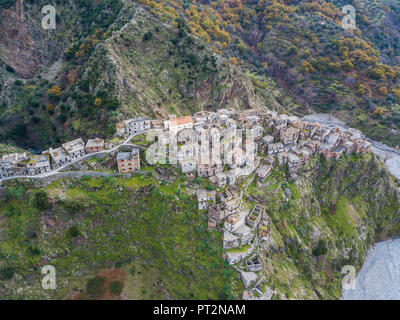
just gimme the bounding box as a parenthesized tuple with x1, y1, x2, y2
(312, 239, 328, 256)
(143, 31, 153, 42)
(342, 59, 354, 72)
(31, 190, 50, 211)
(86, 276, 105, 298)
(67, 225, 80, 238)
(229, 57, 238, 66)
(5, 65, 15, 73)
(379, 87, 388, 96)
(94, 97, 102, 107)
(47, 85, 62, 98)
(0, 266, 15, 281)
(110, 281, 123, 295)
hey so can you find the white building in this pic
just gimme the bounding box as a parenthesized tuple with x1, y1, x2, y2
(62, 138, 86, 160)
(49, 147, 71, 168)
(0, 159, 13, 178)
(164, 116, 193, 134)
(197, 189, 216, 210)
(27, 155, 51, 175)
(117, 117, 151, 136)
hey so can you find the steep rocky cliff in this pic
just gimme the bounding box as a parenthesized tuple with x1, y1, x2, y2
(0, 0, 62, 78)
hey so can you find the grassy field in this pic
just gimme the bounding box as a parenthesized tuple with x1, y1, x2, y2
(0, 173, 235, 299)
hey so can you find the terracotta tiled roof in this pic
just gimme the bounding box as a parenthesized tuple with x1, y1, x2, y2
(170, 116, 193, 127)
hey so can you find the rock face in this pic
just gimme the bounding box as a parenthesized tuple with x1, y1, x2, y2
(0, 0, 61, 78)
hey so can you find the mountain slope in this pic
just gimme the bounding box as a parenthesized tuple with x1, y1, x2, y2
(0, 0, 284, 151)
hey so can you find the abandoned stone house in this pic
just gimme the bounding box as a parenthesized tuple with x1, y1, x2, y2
(196, 189, 216, 210)
(259, 135, 274, 154)
(343, 140, 356, 155)
(277, 151, 288, 165)
(324, 133, 341, 147)
(2, 152, 28, 163)
(331, 146, 345, 159)
(246, 255, 262, 272)
(49, 147, 71, 168)
(220, 189, 240, 211)
(287, 153, 300, 168)
(27, 155, 51, 175)
(240, 270, 258, 289)
(222, 230, 240, 249)
(0, 159, 13, 178)
(208, 203, 229, 223)
(85, 138, 105, 153)
(357, 140, 372, 153)
(180, 159, 197, 173)
(177, 145, 196, 163)
(215, 172, 227, 187)
(233, 222, 254, 245)
(197, 163, 213, 178)
(256, 164, 273, 182)
(274, 114, 289, 126)
(223, 211, 243, 232)
(117, 117, 151, 136)
(280, 126, 299, 145)
(224, 169, 238, 186)
(246, 204, 264, 229)
(151, 119, 163, 129)
(62, 138, 86, 160)
(268, 142, 284, 156)
(194, 111, 216, 123)
(117, 148, 141, 173)
(226, 147, 246, 169)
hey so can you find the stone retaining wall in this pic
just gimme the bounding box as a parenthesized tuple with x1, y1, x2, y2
(0, 186, 7, 201)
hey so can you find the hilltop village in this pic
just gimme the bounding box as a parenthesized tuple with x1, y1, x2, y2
(0, 108, 372, 299)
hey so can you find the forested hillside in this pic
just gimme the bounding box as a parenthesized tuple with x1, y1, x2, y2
(1, 0, 400, 148)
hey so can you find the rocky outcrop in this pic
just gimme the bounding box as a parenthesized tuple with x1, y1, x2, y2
(0, 0, 61, 78)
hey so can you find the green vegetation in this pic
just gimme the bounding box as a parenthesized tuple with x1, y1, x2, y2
(0, 0, 16, 9)
(0, 174, 234, 299)
(244, 153, 400, 299)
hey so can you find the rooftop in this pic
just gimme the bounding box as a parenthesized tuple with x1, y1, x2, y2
(169, 116, 193, 127)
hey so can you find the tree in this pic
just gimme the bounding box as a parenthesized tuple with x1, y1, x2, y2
(94, 98, 102, 107)
(392, 88, 400, 101)
(287, 46, 298, 56)
(67, 225, 80, 238)
(312, 239, 328, 256)
(229, 57, 238, 66)
(47, 85, 62, 98)
(0, 266, 15, 281)
(31, 190, 50, 211)
(86, 276, 106, 298)
(342, 59, 354, 72)
(379, 87, 388, 96)
(110, 281, 123, 295)
(302, 60, 316, 74)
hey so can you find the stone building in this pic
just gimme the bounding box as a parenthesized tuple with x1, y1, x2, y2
(63, 138, 86, 160)
(49, 147, 71, 168)
(27, 155, 51, 175)
(117, 148, 141, 173)
(85, 138, 105, 153)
